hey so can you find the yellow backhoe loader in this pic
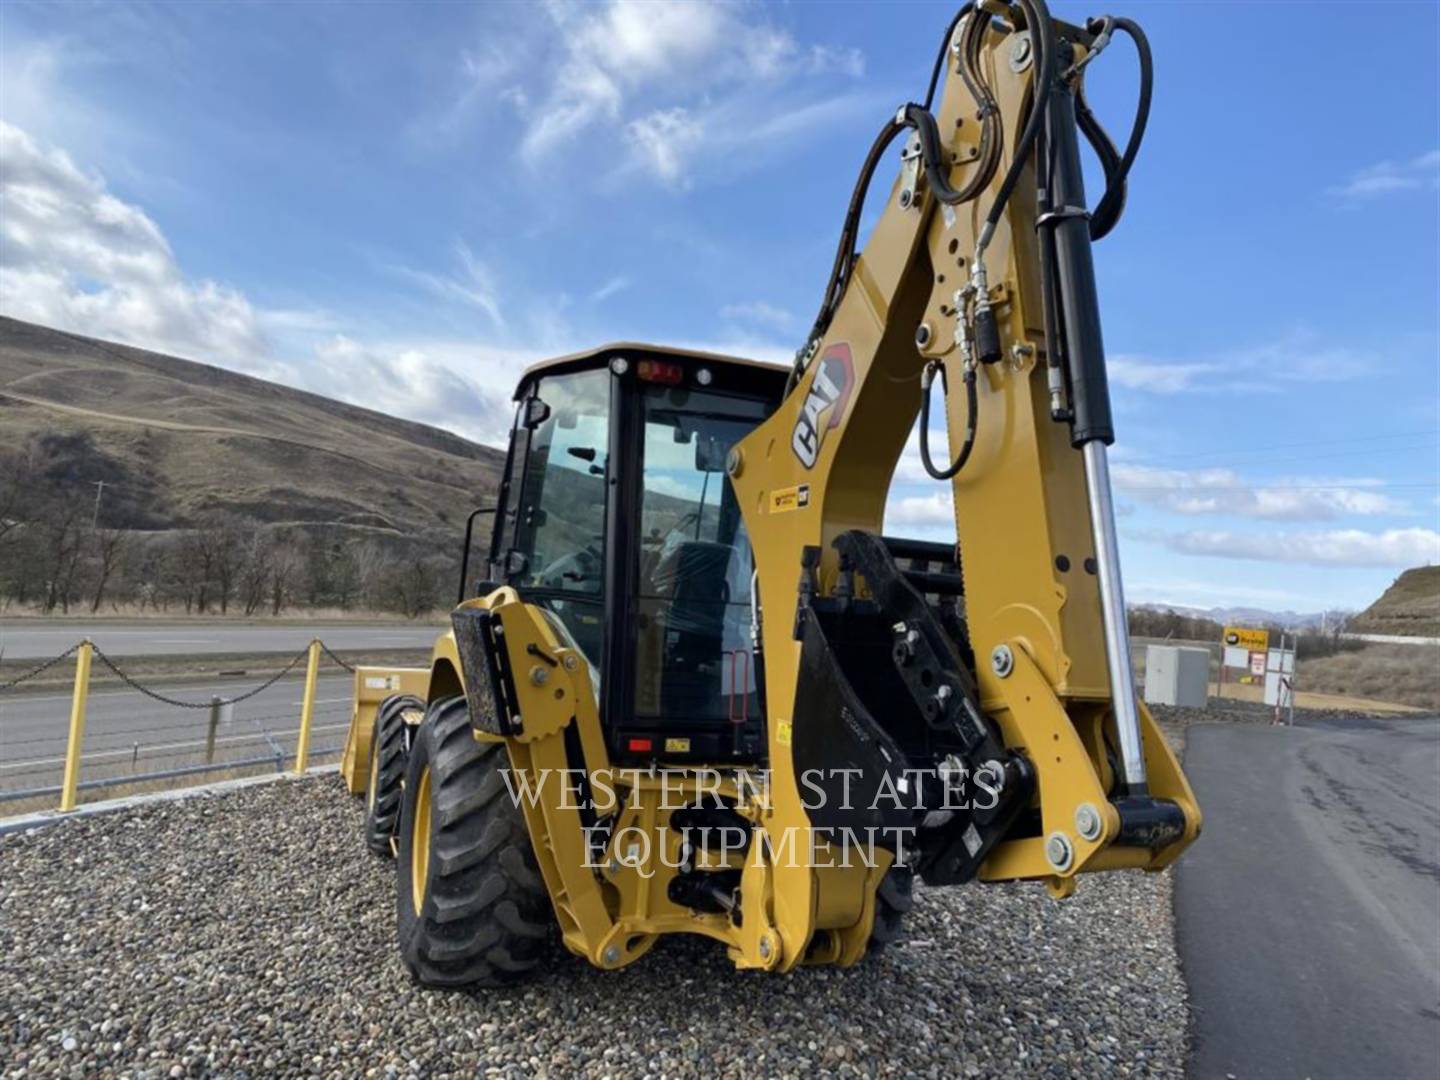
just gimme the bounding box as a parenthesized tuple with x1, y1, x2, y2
(340, 0, 1200, 987)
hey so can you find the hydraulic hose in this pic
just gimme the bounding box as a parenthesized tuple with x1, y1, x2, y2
(1036, 124, 1071, 421)
(979, 0, 1052, 241)
(793, 3, 1000, 392)
(1083, 15, 1151, 240)
(919, 362, 979, 481)
(791, 115, 907, 394)
(922, 3, 974, 111)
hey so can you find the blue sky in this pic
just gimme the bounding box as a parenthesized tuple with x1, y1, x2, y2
(1, 0, 1436, 613)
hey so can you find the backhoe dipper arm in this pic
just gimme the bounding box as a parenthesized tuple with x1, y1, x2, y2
(729, 0, 1199, 924)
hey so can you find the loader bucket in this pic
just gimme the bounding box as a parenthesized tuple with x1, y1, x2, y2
(339, 666, 430, 795)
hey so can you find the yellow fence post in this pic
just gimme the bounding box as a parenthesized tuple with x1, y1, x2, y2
(294, 640, 321, 775)
(58, 641, 94, 812)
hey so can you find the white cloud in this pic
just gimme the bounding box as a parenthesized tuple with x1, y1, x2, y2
(1108, 356, 1219, 393)
(518, 0, 727, 164)
(504, 0, 865, 186)
(590, 275, 631, 303)
(886, 490, 955, 528)
(1111, 464, 1408, 521)
(1107, 331, 1376, 396)
(0, 122, 542, 446)
(0, 120, 276, 375)
(1142, 527, 1440, 568)
(625, 108, 704, 188)
(389, 240, 505, 329)
(721, 300, 796, 333)
(311, 335, 536, 446)
(804, 44, 866, 78)
(1328, 149, 1440, 201)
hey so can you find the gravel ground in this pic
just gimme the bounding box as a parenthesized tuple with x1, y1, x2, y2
(0, 776, 1187, 1079)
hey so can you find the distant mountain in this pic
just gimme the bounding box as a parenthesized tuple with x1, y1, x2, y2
(0, 316, 505, 537)
(1347, 567, 1440, 638)
(1131, 603, 1342, 631)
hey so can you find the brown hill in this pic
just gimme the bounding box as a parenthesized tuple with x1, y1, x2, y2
(1348, 566, 1440, 638)
(0, 316, 504, 536)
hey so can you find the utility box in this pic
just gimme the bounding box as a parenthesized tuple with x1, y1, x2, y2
(1143, 645, 1210, 708)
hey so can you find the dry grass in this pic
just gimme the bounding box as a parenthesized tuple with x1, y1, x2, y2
(0, 316, 504, 536)
(1298, 642, 1440, 711)
(1348, 566, 1440, 638)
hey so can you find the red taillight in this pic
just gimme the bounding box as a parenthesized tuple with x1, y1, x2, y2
(627, 737, 653, 752)
(636, 359, 684, 385)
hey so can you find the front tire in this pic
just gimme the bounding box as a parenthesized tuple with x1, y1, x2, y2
(396, 696, 555, 987)
(364, 694, 421, 856)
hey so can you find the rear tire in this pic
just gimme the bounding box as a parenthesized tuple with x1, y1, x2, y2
(869, 864, 914, 949)
(364, 694, 421, 857)
(396, 696, 555, 987)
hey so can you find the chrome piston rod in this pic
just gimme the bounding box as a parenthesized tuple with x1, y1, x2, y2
(1082, 439, 1147, 792)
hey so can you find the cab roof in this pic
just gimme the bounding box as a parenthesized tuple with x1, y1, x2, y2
(514, 342, 787, 400)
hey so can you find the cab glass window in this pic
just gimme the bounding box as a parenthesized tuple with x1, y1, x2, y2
(632, 385, 768, 725)
(509, 369, 610, 664)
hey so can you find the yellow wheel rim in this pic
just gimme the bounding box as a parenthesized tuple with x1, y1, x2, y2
(410, 764, 432, 913)
(367, 738, 380, 814)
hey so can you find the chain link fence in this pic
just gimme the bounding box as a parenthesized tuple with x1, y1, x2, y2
(0, 638, 366, 814)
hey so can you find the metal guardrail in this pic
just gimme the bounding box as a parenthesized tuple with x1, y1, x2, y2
(0, 638, 357, 813)
(0, 745, 345, 804)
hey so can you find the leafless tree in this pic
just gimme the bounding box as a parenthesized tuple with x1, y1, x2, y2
(237, 533, 270, 616)
(269, 538, 305, 615)
(0, 446, 35, 553)
(355, 542, 393, 609)
(39, 500, 85, 614)
(389, 554, 443, 617)
(178, 520, 242, 614)
(88, 529, 128, 612)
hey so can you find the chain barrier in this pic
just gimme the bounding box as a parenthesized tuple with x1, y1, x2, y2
(317, 640, 356, 673)
(89, 643, 311, 709)
(0, 635, 377, 810)
(0, 643, 82, 692)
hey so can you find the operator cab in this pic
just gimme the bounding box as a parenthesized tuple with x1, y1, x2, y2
(474, 345, 787, 764)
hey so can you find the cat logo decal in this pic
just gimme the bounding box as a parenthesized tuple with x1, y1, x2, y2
(791, 344, 855, 468)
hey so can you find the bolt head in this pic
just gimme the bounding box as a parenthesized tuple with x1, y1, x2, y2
(603, 945, 621, 965)
(1008, 34, 1033, 72)
(990, 644, 1014, 678)
(899, 188, 913, 209)
(758, 937, 772, 959)
(1075, 803, 1102, 841)
(529, 665, 549, 686)
(1045, 831, 1073, 872)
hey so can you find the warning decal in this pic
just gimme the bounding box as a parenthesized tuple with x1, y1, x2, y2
(770, 484, 811, 514)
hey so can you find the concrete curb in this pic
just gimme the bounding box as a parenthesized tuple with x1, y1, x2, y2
(0, 764, 341, 838)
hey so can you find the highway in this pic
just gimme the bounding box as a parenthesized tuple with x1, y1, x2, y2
(0, 620, 442, 660)
(0, 673, 355, 797)
(1177, 713, 1440, 1078)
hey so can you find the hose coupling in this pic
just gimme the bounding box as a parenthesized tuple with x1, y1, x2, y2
(1064, 16, 1114, 81)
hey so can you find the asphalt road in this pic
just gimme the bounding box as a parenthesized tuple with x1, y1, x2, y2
(0, 673, 354, 795)
(0, 621, 442, 660)
(1177, 714, 1440, 1079)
